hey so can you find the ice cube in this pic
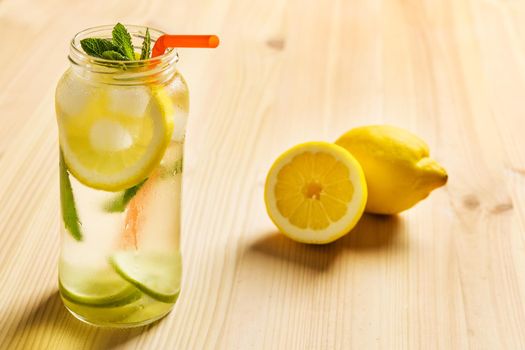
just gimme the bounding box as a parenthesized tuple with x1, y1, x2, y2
(171, 109, 188, 142)
(107, 86, 150, 118)
(90, 119, 133, 152)
(56, 71, 96, 117)
(165, 74, 189, 141)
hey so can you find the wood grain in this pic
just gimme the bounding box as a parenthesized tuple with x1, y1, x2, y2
(1, 0, 525, 348)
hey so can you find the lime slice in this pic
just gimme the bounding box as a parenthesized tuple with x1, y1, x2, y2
(57, 85, 174, 192)
(59, 261, 141, 307)
(119, 301, 174, 324)
(109, 251, 182, 303)
(62, 297, 143, 324)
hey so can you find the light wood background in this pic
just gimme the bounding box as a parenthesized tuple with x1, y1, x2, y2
(1, 0, 525, 349)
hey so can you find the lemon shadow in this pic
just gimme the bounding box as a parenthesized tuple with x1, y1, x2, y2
(337, 213, 404, 251)
(3, 290, 157, 349)
(248, 214, 404, 271)
(249, 232, 336, 271)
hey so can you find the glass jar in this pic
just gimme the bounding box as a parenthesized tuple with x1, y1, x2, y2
(55, 25, 188, 327)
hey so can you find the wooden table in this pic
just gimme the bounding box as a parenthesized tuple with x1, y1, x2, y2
(2, 0, 525, 348)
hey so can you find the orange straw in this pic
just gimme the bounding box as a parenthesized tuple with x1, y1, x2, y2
(152, 35, 219, 57)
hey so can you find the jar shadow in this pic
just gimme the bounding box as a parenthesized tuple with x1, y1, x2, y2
(2, 291, 156, 349)
(247, 214, 405, 272)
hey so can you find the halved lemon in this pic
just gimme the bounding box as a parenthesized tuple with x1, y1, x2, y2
(264, 142, 367, 244)
(57, 86, 174, 192)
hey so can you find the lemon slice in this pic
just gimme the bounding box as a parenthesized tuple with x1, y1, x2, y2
(264, 142, 367, 244)
(109, 251, 182, 303)
(57, 86, 174, 192)
(59, 261, 140, 307)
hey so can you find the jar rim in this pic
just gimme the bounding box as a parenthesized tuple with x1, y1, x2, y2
(69, 24, 179, 68)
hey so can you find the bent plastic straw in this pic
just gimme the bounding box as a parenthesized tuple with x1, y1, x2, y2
(152, 35, 220, 57)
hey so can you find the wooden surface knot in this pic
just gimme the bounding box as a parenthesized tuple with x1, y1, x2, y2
(462, 194, 480, 210)
(266, 38, 285, 51)
(490, 201, 514, 214)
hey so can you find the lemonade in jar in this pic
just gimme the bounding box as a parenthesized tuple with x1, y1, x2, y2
(55, 24, 217, 327)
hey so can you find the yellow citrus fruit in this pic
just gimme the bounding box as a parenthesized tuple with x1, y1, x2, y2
(264, 142, 367, 244)
(335, 125, 447, 214)
(57, 87, 174, 192)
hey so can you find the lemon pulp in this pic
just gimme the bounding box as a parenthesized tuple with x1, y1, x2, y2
(265, 142, 367, 244)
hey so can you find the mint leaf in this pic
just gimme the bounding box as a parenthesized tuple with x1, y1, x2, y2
(112, 23, 135, 60)
(80, 38, 117, 58)
(103, 179, 147, 213)
(140, 28, 151, 60)
(101, 50, 128, 61)
(60, 151, 83, 241)
(160, 158, 183, 179)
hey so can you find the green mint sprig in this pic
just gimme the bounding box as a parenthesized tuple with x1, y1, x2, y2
(103, 157, 184, 213)
(160, 158, 183, 179)
(101, 50, 128, 60)
(80, 38, 118, 57)
(79, 23, 151, 62)
(59, 150, 83, 241)
(140, 28, 151, 60)
(103, 179, 147, 213)
(112, 23, 135, 60)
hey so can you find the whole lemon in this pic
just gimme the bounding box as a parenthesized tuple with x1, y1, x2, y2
(335, 125, 447, 214)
